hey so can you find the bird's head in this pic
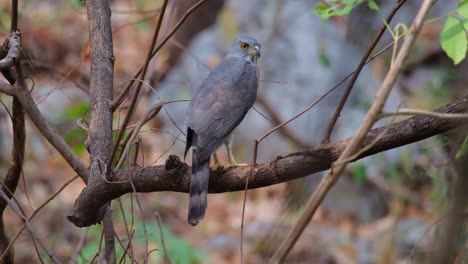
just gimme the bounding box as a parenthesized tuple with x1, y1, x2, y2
(227, 36, 261, 63)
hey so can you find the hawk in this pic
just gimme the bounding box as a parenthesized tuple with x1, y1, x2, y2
(184, 36, 261, 225)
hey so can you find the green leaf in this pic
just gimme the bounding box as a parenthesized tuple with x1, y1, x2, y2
(456, 0, 468, 18)
(319, 50, 331, 68)
(351, 163, 367, 184)
(455, 135, 468, 159)
(440, 15, 468, 65)
(314, 0, 365, 20)
(367, 0, 379, 11)
(135, 221, 208, 263)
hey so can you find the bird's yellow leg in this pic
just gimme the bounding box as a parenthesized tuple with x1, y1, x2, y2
(225, 142, 249, 168)
(211, 152, 223, 171)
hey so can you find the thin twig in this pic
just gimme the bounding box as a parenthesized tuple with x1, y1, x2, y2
(254, 96, 314, 148)
(118, 229, 136, 264)
(255, 39, 400, 145)
(68, 227, 89, 264)
(106, 0, 169, 172)
(13, 86, 89, 180)
(240, 143, 258, 264)
(0, 81, 16, 96)
(380, 108, 468, 120)
(0, 31, 21, 70)
(111, 0, 210, 110)
(118, 199, 136, 263)
(154, 213, 171, 264)
(103, 209, 117, 263)
(270, 1, 434, 262)
(323, 0, 407, 142)
(94, 227, 105, 263)
(130, 181, 149, 264)
(0, 175, 78, 262)
(0, 188, 60, 263)
(0, 19, 24, 262)
(115, 102, 164, 169)
(29, 232, 45, 264)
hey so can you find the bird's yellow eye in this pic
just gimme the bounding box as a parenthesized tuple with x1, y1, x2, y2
(240, 42, 249, 50)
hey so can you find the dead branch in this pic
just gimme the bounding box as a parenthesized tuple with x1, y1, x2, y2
(11, 80, 90, 181)
(0, 83, 25, 264)
(271, 0, 433, 261)
(323, 0, 407, 142)
(0, 31, 21, 71)
(0, 22, 25, 263)
(67, 96, 468, 227)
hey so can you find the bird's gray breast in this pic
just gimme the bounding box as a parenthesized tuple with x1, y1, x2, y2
(185, 57, 259, 160)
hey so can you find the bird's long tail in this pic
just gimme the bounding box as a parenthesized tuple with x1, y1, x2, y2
(188, 148, 210, 226)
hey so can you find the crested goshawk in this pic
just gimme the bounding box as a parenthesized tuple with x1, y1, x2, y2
(184, 36, 261, 225)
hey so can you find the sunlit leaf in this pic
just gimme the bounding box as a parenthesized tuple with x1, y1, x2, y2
(440, 0, 468, 64)
(367, 0, 379, 11)
(455, 135, 468, 159)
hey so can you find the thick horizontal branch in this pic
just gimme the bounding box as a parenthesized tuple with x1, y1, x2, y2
(67, 96, 468, 227)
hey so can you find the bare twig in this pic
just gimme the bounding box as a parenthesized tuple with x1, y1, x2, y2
(130, 181, 149, 264)
(106, 0, 169, 173)
(255, 35, 402, 147)
(429, 129, 468, 263)
(0, 31, 21, 70)
(0, 175, 78, 262)
(241, 157, 257, 264)
(255, 96, 314, 148)
(0, 81, 15, 96)
(0, 65, 25, 264)
(117, 199, 136, 263)
(111, 0, 211, 110)
(270, 1, 434, 262)
(255, 39, 399, 145)
(94, 227, 105, 263)
(380, 108, 468, 119)
(118, 229, 136, 264)
(68, 227, 89, 264)
(0, 14, 25, 261)
(0, 188, 60, 263)
(115, 102, 164, 169)
(103, 210, 116, 264)
(67, 95, 468, 227)
(322, 0, 407, 142)
(154, 213, 171, 264)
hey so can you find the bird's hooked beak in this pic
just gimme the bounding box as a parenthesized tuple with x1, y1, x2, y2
(251, 45, 261, 63)
(254, 45, 261, 58)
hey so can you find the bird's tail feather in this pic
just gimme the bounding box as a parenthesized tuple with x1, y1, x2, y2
(188, 148, 210, 226)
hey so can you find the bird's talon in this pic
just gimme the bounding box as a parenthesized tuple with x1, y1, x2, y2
(224, 162, 250, 170)
(211, 164, 224, 172)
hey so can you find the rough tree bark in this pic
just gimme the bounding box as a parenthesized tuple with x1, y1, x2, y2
(67, 96, 468, 227)
(86, 0, 115, 262)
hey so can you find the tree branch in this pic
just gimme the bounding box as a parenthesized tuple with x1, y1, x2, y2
(0, 69, 25, 264)
(0, 6, 29, 263)
(0, 31, 21, 71)
(323, 0, 407, 142)
(67, 96, 468, 227)
(271, 0, 433, 261)
(13, 84, 90, 181)
(86, 0, 116, 262)
(86, 0, 115, 184)
(0, 81, 15, 96)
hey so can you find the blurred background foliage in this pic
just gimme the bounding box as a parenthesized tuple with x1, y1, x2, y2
(0, 0, 467, 263)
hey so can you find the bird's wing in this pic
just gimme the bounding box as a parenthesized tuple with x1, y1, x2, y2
(186, 56, 258, 160)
